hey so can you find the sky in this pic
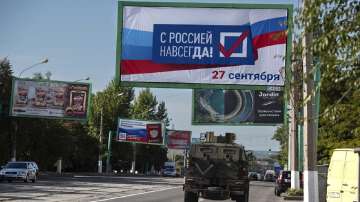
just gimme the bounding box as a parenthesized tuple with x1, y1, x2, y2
(0, 0, 297, 151)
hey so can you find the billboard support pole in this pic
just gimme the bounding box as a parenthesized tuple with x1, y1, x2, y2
(183, 148, 187, 176)
(11, 120, 18, 162)
(131, 142, 137, 174)
(106, 131, 113, 173)
(98, 108, 103, 174)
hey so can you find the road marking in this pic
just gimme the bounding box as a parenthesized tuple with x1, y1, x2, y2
(199, 198, 204, 201)
(90, 186, 181, 202)
(74, 175, 181, 181)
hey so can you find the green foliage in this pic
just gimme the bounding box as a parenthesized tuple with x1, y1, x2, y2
(88, 79, 134, 138)
(300, 0, 360, 163)
(87, 79, 134, 171)
(156, 101, 170, 127)
(273, 0, 359, 165)
(130, 88, 170, 173)
(272, 125, 288, 167)
(0, 57, 13, 165)
(0, 57, 13, 114)
(131, 88, 158, 120)
(286, 188, 303, 196)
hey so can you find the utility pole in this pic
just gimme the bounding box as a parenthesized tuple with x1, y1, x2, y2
(290, 42, 300, 189)
(302, 0, 319, 201)
(98, 108, 103, 174)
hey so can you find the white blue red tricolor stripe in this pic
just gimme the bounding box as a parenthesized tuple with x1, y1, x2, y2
(120, 6, 289, 86)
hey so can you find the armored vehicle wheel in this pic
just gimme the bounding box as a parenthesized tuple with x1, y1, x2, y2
(184, 191, 198, 202)
(235, 193, 249, 202)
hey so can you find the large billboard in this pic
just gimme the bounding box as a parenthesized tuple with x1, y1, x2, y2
(10, 78, 91, 120)
(193, 88, 284, 125)
(117, 2, 292, 89)
(117, 119, 164, 144)
(166, 130, 191, 150)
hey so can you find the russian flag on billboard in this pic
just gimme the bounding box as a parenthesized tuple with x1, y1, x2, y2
(117, 119, 164, 144)
(120, 6, 289, 86)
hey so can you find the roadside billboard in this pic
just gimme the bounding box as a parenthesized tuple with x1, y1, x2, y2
(117, 119, 164, 144)
(10, 78, 90, 120)
(117, 2, 292, 89)
(193, 88, 284, 125)
(166, 130, 191, 150)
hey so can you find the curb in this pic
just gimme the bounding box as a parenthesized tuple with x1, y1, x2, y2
(282, 195, 304, 200)
(39, 172, 162, 178)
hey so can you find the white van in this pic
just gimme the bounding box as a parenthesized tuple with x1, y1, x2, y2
(327, 148, 360, 202)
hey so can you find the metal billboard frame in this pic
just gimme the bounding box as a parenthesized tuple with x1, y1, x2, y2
(116, 118, 166, 145)
(116, 1, 293, 91)
(9, 77, 92, 121)
(191, 87, 284, 126)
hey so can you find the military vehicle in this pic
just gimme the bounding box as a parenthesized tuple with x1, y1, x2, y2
(183, 133, 249, 202)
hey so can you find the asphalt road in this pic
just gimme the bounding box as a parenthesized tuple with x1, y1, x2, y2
(0, 175, 302, 202)
(103, 181, 298, 202)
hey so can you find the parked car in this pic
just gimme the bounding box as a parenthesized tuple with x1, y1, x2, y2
(0, 165, 5, 182)
(28, 161, 39, 177)
(264, 170, 276, 182)
(248, 172, 261, 181)
(1, 161, 37, 183)
(274, 170, 291, 196)
(327, 148, 360, 202)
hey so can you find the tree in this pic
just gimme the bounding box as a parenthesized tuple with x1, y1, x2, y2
(272, 125, 288, 167)
(0, 57, 13, 163)
(0, 57, 13, 107)
(87, 79, 134, 171)
(130, 88, 170, 173)
(296, 0, 360, 163)
(272, 0, 359, 165)
(131, 88, 157, 120)
(156, 101, 170, 127)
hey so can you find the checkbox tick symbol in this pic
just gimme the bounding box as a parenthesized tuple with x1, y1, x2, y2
(219, 30, 249, 58)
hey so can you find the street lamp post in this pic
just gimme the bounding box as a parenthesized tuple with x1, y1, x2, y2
(73, 77, 90, 82)
(18, 58, 48, 78)
(98, 93, 124, 174)
(11, 58, 49, 162)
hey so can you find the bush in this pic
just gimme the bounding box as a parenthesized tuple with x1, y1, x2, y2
(286, 188, 303, 196)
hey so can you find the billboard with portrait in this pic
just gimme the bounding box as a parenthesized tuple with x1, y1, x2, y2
(166, 130, 191, 150)
(10, 78, 91, 120)
(117, 118, 164, 145)
(117, 2, 292, 89)
(193, 88, 284, 125)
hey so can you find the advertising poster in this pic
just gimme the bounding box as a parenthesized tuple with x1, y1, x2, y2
(117, 119, 164, 144)
(147, 123, 163, 144)
(166, 130, 191, 150)
(193, 88, 283, 125)
(118, 3, 292, 88)
(10, 78, 90, 120)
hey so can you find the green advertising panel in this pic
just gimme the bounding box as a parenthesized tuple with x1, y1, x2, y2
(193, 88, 284, 126)
(10, 78, 91, 120)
